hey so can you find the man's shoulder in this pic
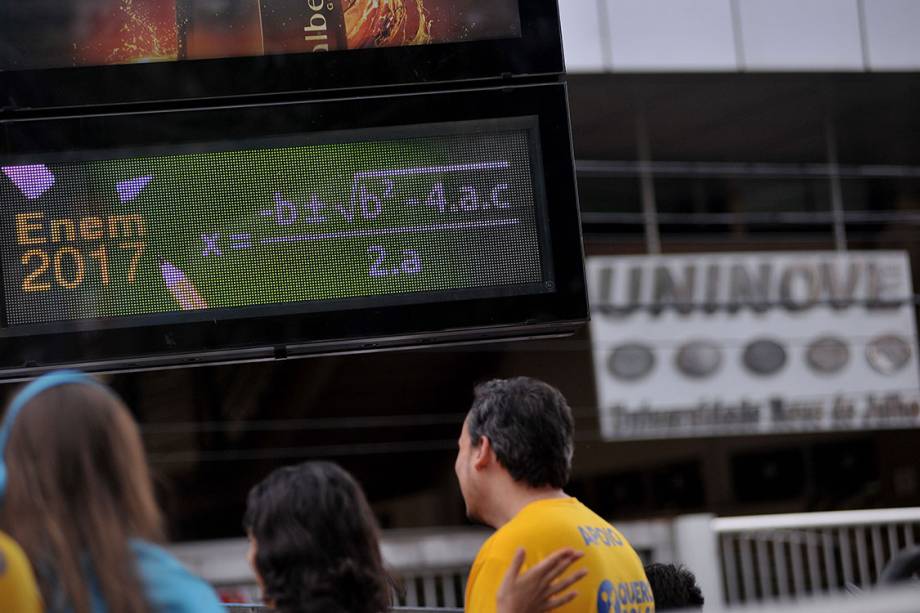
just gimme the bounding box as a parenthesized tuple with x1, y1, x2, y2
(501, 499, 642, 554)
(515, 498, 609, 528)
(486, 499, 602, 545)
(473, 509, 552, 564)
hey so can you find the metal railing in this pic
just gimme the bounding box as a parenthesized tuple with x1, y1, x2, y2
(224, 585, 920, 613)
(173, 529, 488, 609)
(225, 604, 463, 613)
(173, 521, 672, 609)
(395, 569, 467, 608)
(173, 508, 920, 609)
(714, 507, 920, 605)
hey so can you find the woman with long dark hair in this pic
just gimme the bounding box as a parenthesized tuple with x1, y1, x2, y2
(0, 370, 224, 613)
(244, 461, 392, 613)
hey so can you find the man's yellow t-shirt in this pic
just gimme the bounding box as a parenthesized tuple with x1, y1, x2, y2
(465, 498, 654, 613)
(0, 531, 43, 612)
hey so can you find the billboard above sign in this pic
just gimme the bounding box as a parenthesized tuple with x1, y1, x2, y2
(588, 252, 920, 440)
(0, 0, 564, 110)
(1, 0, 522, 71)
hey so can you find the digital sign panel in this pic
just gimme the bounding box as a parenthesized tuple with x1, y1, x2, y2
(0, 84, 584, 377)
(0, 0, 521, 70)
(0, 121, 546, 331)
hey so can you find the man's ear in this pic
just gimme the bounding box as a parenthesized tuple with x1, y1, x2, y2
(473, 436, 494, 471)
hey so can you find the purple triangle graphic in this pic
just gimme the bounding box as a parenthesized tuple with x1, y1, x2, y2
(2, 165, 56, 199)
(116, 176, 153, 202)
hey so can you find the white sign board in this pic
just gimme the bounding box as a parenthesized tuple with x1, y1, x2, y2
(588, 252, 920, 440)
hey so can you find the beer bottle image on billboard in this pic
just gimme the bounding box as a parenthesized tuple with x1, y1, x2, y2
(176, 0, 265, 59)
(179, 0, 521, 59)
(261, 0, 348, 53)
(263, 0, 522, 53)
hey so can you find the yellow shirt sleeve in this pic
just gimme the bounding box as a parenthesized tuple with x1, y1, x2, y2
(0, 532, 43, 613)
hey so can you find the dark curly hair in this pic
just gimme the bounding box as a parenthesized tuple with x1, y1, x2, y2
(644, 563, 704, 611)
(243, 462, 392, 613)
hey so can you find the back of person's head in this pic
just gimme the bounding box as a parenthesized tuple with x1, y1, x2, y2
(467, 377, 574, 489)
(0, 371, 163, 613)
(880, 546, 920, 585)
(244, 461, 391, 613)
(644, 563, 704, 611)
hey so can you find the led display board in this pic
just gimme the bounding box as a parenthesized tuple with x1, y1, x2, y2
(0, 0, 563, 109)
(0, 84, 586, 377)
(3, 122, 545, 327)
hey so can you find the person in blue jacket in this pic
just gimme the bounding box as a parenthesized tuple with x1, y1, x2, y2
(0, 370, 225, 613)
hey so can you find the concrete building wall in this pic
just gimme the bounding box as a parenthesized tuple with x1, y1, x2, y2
(560, 0, 920, 72)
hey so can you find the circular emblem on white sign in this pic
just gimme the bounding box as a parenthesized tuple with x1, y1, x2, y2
(675, 340, 722, 379)
(607, 344, 655, 381)
(805, 336, 850, 375)
(865, 335, 913, 375)
(742, 339, 787, 376)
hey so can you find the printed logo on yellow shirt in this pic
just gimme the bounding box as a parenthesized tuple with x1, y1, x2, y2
(597, 579, 654, 613)
(578, 525, 624, 547)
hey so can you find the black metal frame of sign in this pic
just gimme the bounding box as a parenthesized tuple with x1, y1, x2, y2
(0, 83, 586, 378)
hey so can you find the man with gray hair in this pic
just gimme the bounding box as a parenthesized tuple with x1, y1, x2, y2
(456, 377, 654, 613)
